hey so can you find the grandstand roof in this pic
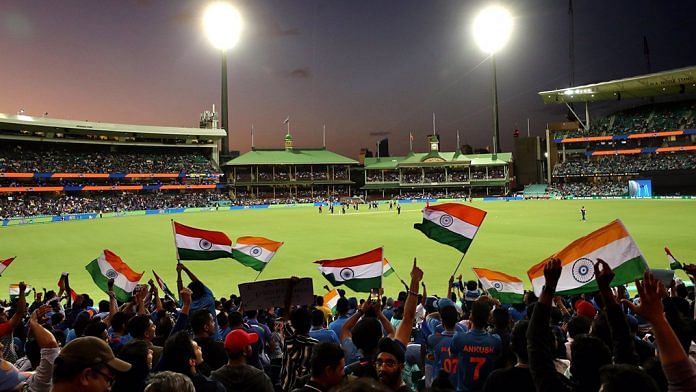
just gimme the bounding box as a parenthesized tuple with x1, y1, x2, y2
(538, 66, 696, 104)
(364, 152, 512, 169)
(0, 113, 226, 138)
(224, 148, 359, 166)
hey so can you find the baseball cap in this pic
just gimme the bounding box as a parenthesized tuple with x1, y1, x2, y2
(224, 329, 259, 353)
(58, 336, 131, 372)
(574, 300, 597, 319)
(434, 298, 455, 310)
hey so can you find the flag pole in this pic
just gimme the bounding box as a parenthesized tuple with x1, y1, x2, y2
(451, 253, 467, 278)
(170, 220, 181, 265)
(254, 269, 264, 282)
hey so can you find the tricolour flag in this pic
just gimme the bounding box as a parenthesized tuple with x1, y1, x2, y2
(383, 259, 394, 277)
(324, 288, 340, 314)
(57, 274, 78, 302)
(414, 203, 486, 253)
(231, 236, 284, 271)
(174, 222, 232, 260)
(315, 248, 383, 293)
(9, 284, 31, 300)
(0, 257, 15, 276)
(472, 268, 524, 304)
(527, 220, 648, 296)
(665, 247, 683, 271)
(85, 250, 144, 302)
(152, 270, 177, 302)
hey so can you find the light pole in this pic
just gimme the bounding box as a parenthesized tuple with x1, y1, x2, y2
(473, 5, 512, 160)
(203, 2, 243, 157)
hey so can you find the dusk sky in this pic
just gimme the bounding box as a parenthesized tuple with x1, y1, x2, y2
(2, 0, 696, 158)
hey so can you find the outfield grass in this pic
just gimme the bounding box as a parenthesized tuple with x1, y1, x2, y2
(1, 199, 695, 300)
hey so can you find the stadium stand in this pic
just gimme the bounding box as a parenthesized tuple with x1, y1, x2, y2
(522, 183, 548, 198)
(363, 135, 513, 199)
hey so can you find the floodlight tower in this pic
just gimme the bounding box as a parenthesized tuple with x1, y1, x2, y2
(472, 5, 512, 160)
(203, 2, 243, 156)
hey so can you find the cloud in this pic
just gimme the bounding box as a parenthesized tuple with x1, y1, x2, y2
(288, 68, 311, 79)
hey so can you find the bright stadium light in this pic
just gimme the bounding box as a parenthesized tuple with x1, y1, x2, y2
(472, 5, 513, 54)
(472, 4, 513, 160)
(203, 1, 243, 157)
(203, 2, 243, 50)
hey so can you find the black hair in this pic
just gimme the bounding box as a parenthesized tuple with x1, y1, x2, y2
(110, 312, 129, 333)
(336, 298, 349, 315)
(312, 309, 325, 327)
(440, 306, 458, 330)
(599, 364, 659, 392)
(570, 335, 612, 391)
(98, 300, 110, 313)
(492, 307, 511, 331)
(190, 309, 213, 334)
(113, 340, 151, 391)
(352, 317, 382, 354)
(127, 314, 153, 339)
(290, 307, 312, 335)
(228, 311, 244, 328)
(310, 342, 345, 377)
(567, 316, 592, 339)
(161, 331, 196, 377)
(510, 320, 529, 363)
(470, 300, 491, 329)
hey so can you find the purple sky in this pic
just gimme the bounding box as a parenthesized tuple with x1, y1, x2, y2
(2, 0, 696, 158)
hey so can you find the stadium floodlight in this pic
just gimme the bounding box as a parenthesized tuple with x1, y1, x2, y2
(203, 2, 243, 50)
(472, 5, 512, 55)
(203, 2, 243, 156)
(472, 4, 512, 160)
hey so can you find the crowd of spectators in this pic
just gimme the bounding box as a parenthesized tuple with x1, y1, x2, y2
(0, 145, 217, 174)
(553, 153, 696, 176)
(0, 191, 226, 218)
(0, 249, 694, 392)
(555, 100, 696, 138)
(235, 170, 345, 182)
(552, 181, 628, 197)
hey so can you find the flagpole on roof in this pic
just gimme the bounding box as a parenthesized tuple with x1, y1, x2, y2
(323, 124, 326, 148)
(432, 112, 436, 136)
(251, 124, 255, 149)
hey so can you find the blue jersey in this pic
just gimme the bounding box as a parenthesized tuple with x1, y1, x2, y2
(450, 329, 501, 392)
(427, 330, 457, 387)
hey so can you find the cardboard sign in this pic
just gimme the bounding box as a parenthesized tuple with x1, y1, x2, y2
(238, 278, 314, 310)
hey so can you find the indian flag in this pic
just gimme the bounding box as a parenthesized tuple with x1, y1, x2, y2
(231, 236, 284, 271)
(527, 220, 648, 296)
(472, 268, 524, 304)
(324, 289, 341, 314)
(174, 221, 232, 260)
(9, 284, 31, 300)
(414, 203, 486, 253)
(0, 257, 15, 275)
(383, 259, 394, 277)
(85, 250, 144, 302)
(315, 248, 383, 293)
(665, 247, 683, 270)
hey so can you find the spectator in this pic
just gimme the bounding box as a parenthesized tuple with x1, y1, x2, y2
(143, 371, 195, 392)
(210, 329, 274, 392)
(51, 336, 132, 392)
(291, 342, 345, 392)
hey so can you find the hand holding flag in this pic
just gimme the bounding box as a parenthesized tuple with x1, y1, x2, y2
(665, 247, 683, 270)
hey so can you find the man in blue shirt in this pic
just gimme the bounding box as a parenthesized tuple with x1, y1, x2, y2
(329, 297, 350, 338)
(427, 302, 460, 388)
(450, 300, 501, 392)
(309, 309, 340, 343)
(177, 263, 220, 340)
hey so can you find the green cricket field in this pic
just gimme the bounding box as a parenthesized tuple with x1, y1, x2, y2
(1, 199, 694, 300)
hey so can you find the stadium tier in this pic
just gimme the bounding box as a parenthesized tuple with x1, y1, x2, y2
(224, 132, 358, 200)
(363, 135, 513, 198)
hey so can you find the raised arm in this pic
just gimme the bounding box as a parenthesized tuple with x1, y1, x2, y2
(149, 279, 164, 313)
(340, 303, 364, 342)
(395, 258, 423, 346)
(595, 259, 638, 366)
(527, 258, 571, 392)
(5, 282, 28, 333)
(446, 275, 454, 300)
